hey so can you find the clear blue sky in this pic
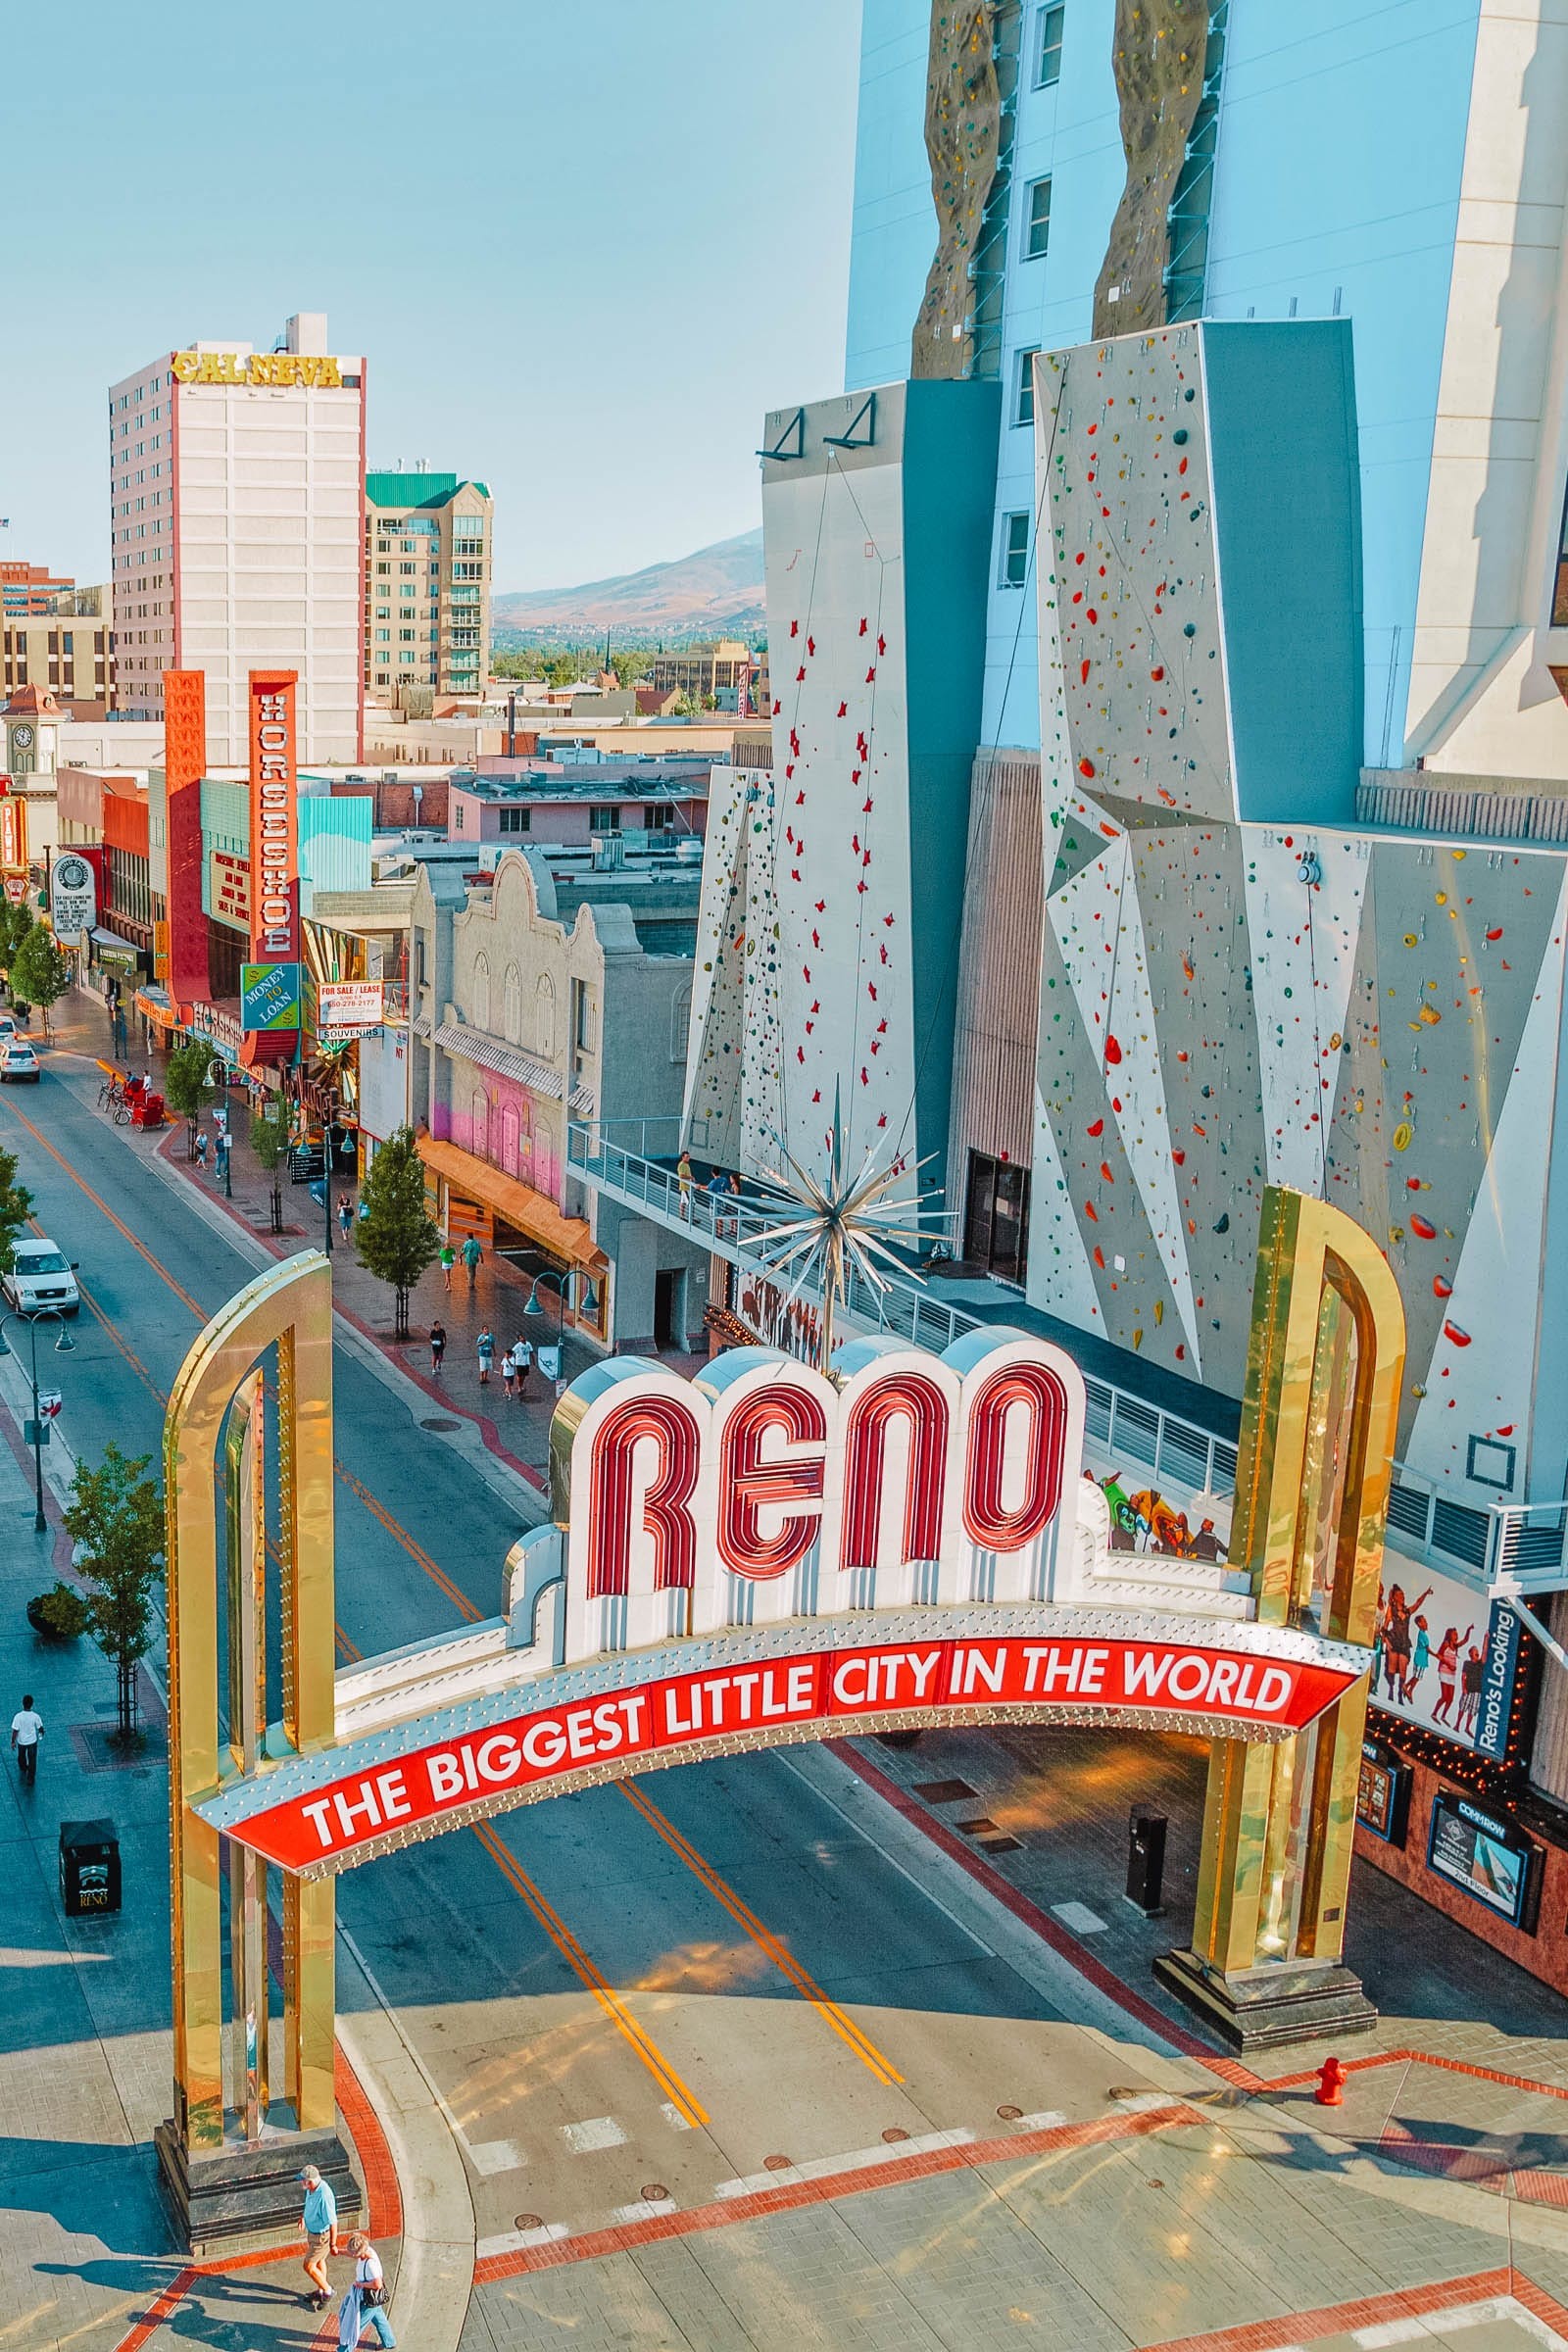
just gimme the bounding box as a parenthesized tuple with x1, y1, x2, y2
(5, 0, 861, 594)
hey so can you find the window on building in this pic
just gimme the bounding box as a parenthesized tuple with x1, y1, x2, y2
(999, 511, 1031, 588)
(375, 562, 390, 576)
(375, 628, 390, 643)
(400, 561, 416, 575)
(399, 628, 416, 642)
(1025, 174, 1053, 260)
(471, 952, 491, 1031)
(589, 806, 621, 833)
(572, 978, 593, 1053)
(1015, 348, 1041, 427)
(643, 803, 675, 831)
(536, 972, 556, 1058)
(498, 807, 530, 833)
(1554, 471, 1568, 625)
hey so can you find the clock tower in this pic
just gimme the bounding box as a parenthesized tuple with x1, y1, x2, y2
(2, 684, 63, 857)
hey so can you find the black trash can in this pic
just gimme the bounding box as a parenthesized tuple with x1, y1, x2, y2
(1125, 1803, 1167, 1918)
(60, 1819, 122, 1917)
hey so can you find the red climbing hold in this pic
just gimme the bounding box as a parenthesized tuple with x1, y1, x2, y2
(1104, 1035, 1122, 1065)
(1409, 1214, 1437, 1240)
(1080, 660, 1092, 685)
(1087, 1118, 1104, 1137)
(837, 701, 848, 718)
(1443, 1320, 1473, 1348)
(1433, 1276, 1452, 1298)
(1079, 757, 1096, 778)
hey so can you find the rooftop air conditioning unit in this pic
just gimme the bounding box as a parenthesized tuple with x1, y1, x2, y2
(591, 830, 626, 870)
(675, 838, 704, 863)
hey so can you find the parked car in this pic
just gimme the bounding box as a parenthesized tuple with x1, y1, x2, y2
(2, 1240, 80, 1316)
(0, 1040, 40, 1083)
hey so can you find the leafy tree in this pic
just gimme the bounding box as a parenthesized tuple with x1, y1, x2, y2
(9, 925, 72, 1037)
(354, 1125, 441, 1340)
(249, 1094, 289, 1235)
(0, 1140, 32, 1270)
(0, 898, 33, 970)
(64, 1443, 166, 1742)
(164, 1039, 217, 1156)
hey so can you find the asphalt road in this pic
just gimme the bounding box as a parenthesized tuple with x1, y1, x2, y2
(0, 1047, 1162, 2264)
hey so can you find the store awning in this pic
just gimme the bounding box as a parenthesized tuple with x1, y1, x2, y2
(90, 926, 141, 971)
(415, 1135, 607, 1271)
(133, 987, 181, 1026)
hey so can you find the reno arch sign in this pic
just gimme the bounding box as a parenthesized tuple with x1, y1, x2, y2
(198, 1324, 1369, 1880)
(161, 1188, 1405, 2229)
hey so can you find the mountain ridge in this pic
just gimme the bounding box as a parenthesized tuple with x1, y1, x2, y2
(492, 525, 764, 646)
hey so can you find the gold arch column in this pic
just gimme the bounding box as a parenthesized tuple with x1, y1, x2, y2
(1156, 1186, 1405, 2049)
(155, 1252, 349, 2252)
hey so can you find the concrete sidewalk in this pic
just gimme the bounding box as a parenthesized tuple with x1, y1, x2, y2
(0, 1201, 468, 2352)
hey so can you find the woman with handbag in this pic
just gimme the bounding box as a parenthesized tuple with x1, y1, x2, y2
(337, 2232, 397, 2349)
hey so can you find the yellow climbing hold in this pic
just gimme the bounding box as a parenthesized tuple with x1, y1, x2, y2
(1402, 933, 1418, 948)
(1393, 1121, 1413, 1151)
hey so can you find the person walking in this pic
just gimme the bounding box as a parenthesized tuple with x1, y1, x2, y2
(514, 1336, 533, 1398)
(429, 1319, 447, 1376)
(677, 1149, 693, 1218)
(501, 1347, 517, 1403)
(337, 2233, 397, 2349)
(297, 2162, 338, 2310)
(439, 1241, 456, 1291)
(462, 1232, 483, 1291)
(338, 1196, 354, 1244)
(476, 1326, 495, 1386)
(11, 1694, 43, 1783)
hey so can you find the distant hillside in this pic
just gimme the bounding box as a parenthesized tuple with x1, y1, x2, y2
(493, 526, 764, 647)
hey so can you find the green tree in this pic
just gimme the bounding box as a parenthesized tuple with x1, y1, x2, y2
(0, 1140, 33, 1270)
(249, 1094, 289, 1235)
(164, 1039, 217, 1157)
(354, 1125, 441, 1340)
(9, 925, 72, 1037)
(0, 898, 33, 971)
(64, 1443, 166, 1742)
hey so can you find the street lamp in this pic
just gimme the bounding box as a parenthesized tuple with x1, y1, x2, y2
(524, 1268, 574, 1384)
(0, 1306, 75, 1532)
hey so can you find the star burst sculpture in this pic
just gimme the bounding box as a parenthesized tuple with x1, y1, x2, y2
(754, 1095, 948, 1376)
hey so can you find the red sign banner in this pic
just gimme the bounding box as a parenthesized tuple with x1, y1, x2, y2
(247, 668, 298, 968)
(220, 1633, 1361, 1874)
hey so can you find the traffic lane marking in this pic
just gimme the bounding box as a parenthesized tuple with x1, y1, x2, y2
(617, 1776, 906, 2088)
(469, 1818, 710, 2130)
(0, 1087, 490, 1625)
(471, 2100, 1205, 2280)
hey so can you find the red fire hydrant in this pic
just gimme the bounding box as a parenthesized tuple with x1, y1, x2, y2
(1314, 2056, 1348, 2107)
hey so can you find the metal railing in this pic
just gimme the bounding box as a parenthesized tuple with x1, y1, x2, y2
(1387, 1461, 1568, 1592)
(569, 1118, 1241, 1503)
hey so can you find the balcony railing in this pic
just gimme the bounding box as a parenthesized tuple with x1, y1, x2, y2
(569, 1118, 1241, 1504)
(1387, 1461, 1568, 1593)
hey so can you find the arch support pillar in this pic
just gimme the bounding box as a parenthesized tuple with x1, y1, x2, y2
(154, 1252, 362, 2254)
(1155, 1186, 1405, 2050)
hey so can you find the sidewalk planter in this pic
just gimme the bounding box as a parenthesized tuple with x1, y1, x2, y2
(26, 1583, 89, 1640)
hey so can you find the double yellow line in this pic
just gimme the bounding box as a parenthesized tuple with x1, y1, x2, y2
(619, 1779, 904, 2087)
(471, 1817, 710, 2128)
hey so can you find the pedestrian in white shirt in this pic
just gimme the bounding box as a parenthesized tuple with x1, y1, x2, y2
(11, 1694, 42, 1783)
(337, 2232, 396, 2348)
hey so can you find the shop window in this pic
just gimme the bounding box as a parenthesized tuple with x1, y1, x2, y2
(963, 1150, 1031, 1285)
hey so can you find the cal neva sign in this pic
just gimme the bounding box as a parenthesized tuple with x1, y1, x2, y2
(201, 1330, 1371, 1877)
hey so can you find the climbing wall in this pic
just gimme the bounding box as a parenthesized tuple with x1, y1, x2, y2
(683, 765, 786, 1168)
(910, 2, 1003, 380)
(1037, 327, 1236, 824)
(1028, 318, 1568, 1495)
(1092, 0, 1209, 336)
(736, 379, 996, 1206)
